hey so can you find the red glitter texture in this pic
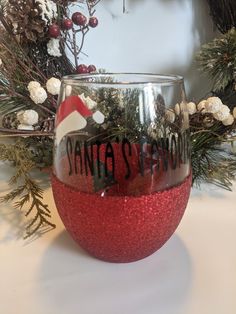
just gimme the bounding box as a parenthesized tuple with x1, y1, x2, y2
(51, 173, 192, 263)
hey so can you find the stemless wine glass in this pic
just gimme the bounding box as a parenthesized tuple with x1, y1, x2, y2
(51, 73, 192, 263)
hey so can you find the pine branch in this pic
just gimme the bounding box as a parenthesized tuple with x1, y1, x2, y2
(0, 140, 55, 238)
(207, 0, 236, 34)
(191, 123, 236, 190)
(197, 28, 236, 92)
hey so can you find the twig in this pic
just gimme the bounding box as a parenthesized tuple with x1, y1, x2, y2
(0, 128, 54, 137)
(72, 26, 79, 67)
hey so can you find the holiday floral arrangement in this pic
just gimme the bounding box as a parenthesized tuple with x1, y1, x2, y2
(0, 0, 236, 238)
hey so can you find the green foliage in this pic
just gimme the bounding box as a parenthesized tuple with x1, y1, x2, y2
(206, 0, 236, 34)
(197, 28, 236, 92)
(191, 127, 236, 190)
(0, 140, 55, 238)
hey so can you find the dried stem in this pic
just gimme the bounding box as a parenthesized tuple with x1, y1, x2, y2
(66, 0, 101, 67)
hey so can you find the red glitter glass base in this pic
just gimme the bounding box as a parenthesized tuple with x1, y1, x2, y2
(51, 173, 192, 263)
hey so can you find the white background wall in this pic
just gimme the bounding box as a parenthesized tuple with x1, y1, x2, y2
(73, 0, 217, 101)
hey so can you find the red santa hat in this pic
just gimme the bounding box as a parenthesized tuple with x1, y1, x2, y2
(55, 95, 104, 145)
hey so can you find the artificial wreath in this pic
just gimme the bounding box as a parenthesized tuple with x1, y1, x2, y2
(0, 0, 236, 238)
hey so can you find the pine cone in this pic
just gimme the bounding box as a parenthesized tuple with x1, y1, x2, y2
(2, 112, 19, 129)
(34, 117, 55, 133)
(6, 0, 47, 42)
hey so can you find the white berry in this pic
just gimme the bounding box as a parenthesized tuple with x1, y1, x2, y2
(205, 97, 223, 113)
(197, 100, 207, 113)
(213, 105, 230, 121)
(28, 81, 41, 92)
(17, 124, 34, 130)
(17, 109, 39, 126)
(46, 77, 61, 95)
(47, 38, 62, 57)
(222, 114, 234, 126)
(187, 102, 197, 115)
(233, 107, 236, 119)
(30, 87, 47, 104)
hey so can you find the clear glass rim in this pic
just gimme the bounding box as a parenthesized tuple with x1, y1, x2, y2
(62, 73, 184, 87)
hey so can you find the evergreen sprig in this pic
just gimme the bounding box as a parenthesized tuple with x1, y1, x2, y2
(207, 0, 236, 34)
(197, 28, 236, 92)
(191, 127, 236, 190)
(0, 141, 55, 238)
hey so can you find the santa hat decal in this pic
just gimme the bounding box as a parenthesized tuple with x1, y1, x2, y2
(55, 95, 104, 145)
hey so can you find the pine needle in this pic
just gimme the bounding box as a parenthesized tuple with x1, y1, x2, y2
(0, 140, 56, 238)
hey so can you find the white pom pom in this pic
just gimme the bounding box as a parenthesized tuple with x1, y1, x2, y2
(233, 107, 236, 119)
(30, 87, 47, 104)
(187, 102, 197, 115)
(47, 39, 62, 57)
(92, 111, 105, 124)
(46, 77, 61, 95)
(222, 114, 234, 126)
(213, 105, 230, 121)
(174, 103, 180, 115)
(205, 97, 223, 113)
(197, 100, 207, 113)
(17, 124, 34, 131)
(165, 109, 175, 123)
(28, 81, 41, 92)
(17, 110, 39, 126)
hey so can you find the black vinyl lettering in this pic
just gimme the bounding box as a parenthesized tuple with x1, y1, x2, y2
(105, 142, 115, 178)
(122, 138, 132, 179)
(95, 140, 101, 178)
(66, 137, 73, 176)
(170, 135, 177, 170)
(178, 133, 183, 167)
(139, 138, 146, 176)
(84, 141, 94, 176)
(151, 140, 159, 175)
(161, 138, 169, 171)
(74, 140, 83, 175)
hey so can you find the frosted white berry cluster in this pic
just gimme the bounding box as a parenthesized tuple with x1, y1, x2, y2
(195, 97, 235, 126)
(165, 97, 236, 126)
(27, 77, 61, 104)
(18, 77, 61, 130)
(47, 38, 62, 57)
(36, 0, 57, 24)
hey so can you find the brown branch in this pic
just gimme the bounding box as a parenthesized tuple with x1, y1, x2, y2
(72, 26, 79, 68)
(0, 128, 54, 137)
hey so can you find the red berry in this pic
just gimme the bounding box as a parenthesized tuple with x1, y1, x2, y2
(72, 12, 87, 26)
(62, 18, 73, 30)
(76, 64, 89, 74)
(88, 65, 97, 73)
(48, 24, 60, 38)
(89, 16, 98, 28)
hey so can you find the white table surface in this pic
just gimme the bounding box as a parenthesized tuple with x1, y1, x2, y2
(0, 166, 236, 314)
